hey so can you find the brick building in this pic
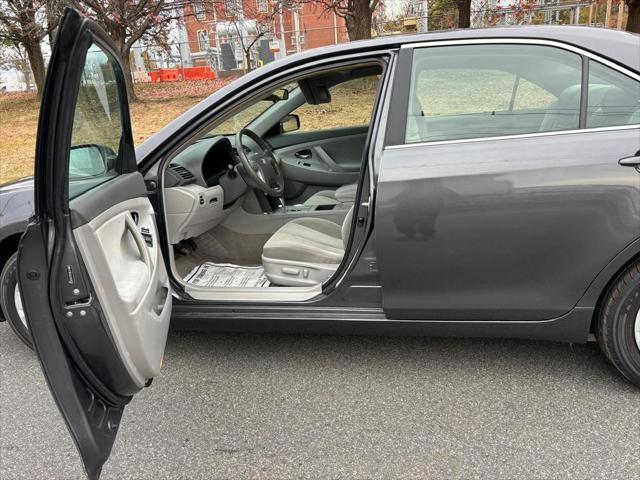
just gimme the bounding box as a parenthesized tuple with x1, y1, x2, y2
(183, 1, 348, 71)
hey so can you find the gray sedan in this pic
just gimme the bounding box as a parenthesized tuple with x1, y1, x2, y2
(3, 7, 640, 479)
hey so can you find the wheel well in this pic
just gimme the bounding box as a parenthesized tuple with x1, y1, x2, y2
(0, 233, 22, 322)
(590, 250, 640, 334)
(0, 233, 21, 274)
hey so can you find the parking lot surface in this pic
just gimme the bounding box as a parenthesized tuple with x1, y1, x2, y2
(1, 324, 639, 479)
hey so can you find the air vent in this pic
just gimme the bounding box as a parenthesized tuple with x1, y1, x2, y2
(169, 164, 195, 181)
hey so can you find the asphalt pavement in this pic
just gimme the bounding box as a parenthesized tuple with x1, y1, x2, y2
(1, 323, 639, 479)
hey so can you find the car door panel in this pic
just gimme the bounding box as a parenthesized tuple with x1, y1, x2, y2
(72, 188, 171, 387)
(278, 136, 363, 186)
(376, 127, 640, 321)
(17, 8, 171, 479)
(268, 124, 369, 150)
(270, 127, 367, 197)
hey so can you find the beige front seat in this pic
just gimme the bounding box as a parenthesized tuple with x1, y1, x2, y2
(303, 182, 357, 207)
(262, 207, 354, 286)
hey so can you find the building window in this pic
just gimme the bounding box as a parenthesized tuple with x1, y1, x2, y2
(225, 0, 241, 15)
(192, 0, 205, 20)
(257, 0, 269, 12)
(291, 34, 305, 46)
(197, 30, 210, 52)
(291, 33, 307, 47)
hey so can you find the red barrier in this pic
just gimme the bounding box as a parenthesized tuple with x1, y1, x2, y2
(148, 67, 217, 83)
(183, 66, 217, 80)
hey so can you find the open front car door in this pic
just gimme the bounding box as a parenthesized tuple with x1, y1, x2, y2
(17, 8, 172, 479)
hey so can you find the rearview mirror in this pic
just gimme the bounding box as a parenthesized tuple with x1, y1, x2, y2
(69, 144, 114, 178)
(265, 88, 290, 104)
(276, 87, 289, 101)
(280, 114, 300, 134)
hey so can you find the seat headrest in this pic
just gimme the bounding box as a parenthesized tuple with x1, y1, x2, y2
(587, 84, 637, 128)
(539, 84, 581, 132)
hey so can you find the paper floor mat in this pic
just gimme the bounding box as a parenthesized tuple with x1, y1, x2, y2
(184, 262, 270, 288)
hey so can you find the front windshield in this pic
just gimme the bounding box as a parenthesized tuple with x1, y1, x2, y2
(209, 99, 274, 136)
(208, 85, 295, 136)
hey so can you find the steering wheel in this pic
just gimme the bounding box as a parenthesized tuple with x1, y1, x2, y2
(235, 128, 284, 197)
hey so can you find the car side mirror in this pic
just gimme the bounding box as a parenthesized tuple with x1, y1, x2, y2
(280, 114, 300, 134)
(69, 144, 114, 178)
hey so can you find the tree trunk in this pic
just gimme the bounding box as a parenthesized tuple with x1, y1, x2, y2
(457, 0, 472, 28)
(345, 0, 373, 40)
(24, 41, 46, 101)
(245, 50, 253, 72)
(627, 0, 640, 33)
(120, 47, 138, 102)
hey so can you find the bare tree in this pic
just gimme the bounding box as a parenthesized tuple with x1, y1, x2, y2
(45, 0, 65, 44)
(0, 42, 35, 91)
(300, 0, 381, 40)
(70, 0, 192, 100)
(0, 0, 48, 99)
(627, 0, 640, 33)
(223, 0, 280, 72)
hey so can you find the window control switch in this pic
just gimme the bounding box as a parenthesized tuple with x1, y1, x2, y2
(140, 227, 153, 247)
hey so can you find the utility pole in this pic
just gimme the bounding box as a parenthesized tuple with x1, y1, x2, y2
(616, 0, 624, 29)
(279, 1, 286, 57)
(293, 6, 302, 53)
(212, 6, 221, 70)
(420, 0, 429, 32)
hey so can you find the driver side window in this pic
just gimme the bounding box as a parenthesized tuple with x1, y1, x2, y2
(68, 44, 125, 199)
(292, 76, 379, 132)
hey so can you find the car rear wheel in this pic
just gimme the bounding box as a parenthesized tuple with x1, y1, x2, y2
(597, 260, 640, 387)
(0, 252, 33, 350)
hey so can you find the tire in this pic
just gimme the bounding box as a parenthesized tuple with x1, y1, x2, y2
(0, 252, 34, 350)
(597, 260, 640, 387)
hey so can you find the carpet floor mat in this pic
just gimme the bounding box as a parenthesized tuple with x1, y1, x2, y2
(184, 262, 270, 288)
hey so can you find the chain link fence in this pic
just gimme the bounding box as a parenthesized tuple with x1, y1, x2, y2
(1, 1, 630, 91)
(127, 23, 350, 84)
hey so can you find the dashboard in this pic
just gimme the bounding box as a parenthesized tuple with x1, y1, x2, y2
(163, 135, 250, 244)
(165, 136, 245, 190)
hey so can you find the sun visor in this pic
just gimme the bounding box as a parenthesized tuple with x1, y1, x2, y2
(298, 78, 332, 105)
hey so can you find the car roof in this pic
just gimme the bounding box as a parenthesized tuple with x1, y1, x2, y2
(297, 26, 639, 72)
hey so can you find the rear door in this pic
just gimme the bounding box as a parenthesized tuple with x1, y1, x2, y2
(376, 41, 640, 321)
(17, 9, 171, 479)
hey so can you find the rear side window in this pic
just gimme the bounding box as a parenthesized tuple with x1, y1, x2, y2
(587, 60, 640, 128)
(405, 44, 583, 143)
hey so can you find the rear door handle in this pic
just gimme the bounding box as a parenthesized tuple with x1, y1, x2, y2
(619, 155, 640, 166)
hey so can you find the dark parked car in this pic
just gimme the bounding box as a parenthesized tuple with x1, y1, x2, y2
(4, 7, 640, 478)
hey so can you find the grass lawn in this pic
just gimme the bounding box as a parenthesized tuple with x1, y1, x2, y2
(0, 80, 232, 185)
(0, 77, 379, 185)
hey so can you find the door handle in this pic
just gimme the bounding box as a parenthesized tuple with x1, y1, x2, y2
(619, 155, 640, 167)
(295, 149, 312, 159)
(124, 214, 151, 269)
